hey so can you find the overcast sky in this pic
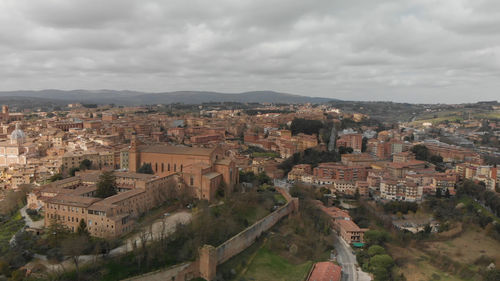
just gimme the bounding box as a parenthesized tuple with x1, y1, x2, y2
(0, 0, 499, 103)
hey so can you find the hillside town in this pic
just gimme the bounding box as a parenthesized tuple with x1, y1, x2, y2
(0, 100, 498, 281)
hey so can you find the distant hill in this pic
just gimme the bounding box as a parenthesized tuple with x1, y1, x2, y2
(0, 90, 338, 105)
(0, 96, 67, 111)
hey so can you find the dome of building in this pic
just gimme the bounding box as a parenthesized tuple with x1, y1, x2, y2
(10, 123, 25, 144)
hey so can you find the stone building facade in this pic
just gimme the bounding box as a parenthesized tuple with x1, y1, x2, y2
(33, 171, 181, 238)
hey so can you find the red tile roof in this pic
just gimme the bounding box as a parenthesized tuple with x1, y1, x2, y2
(307, 262, 342, 281)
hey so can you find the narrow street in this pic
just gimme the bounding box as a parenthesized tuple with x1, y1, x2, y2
(334, 235, 371, 281)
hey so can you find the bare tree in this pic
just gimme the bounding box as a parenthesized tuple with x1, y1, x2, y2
(61, 235, 89, 280)
(165, 176, 178, 201)
(135, 226, 152, 271)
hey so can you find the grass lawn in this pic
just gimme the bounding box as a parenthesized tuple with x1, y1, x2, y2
(218, 237, 266, 278)
(241, 247, 312, 281)
(389, 224, 500, 281)
(426, 227, 500, 266)
(273, 193, 287, 204)
(412, 108, 499, 125)
(252, 152, 280, 158)
(0, 211, 25, 254)
(388, 245, 468, 281)
(473, 111, 500, 119)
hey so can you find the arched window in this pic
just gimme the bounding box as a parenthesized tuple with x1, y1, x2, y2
(161, 163, 164, 172)
(168, 163, 170, 171)
(180, 164, 183, 172)
(155, 163, 158, 172)
(174, 164, 177, 172)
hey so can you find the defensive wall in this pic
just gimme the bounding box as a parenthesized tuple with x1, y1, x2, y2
(120, 187, 298, 281)
(199, 187, 299, 280)
(122, 262, 198, 281)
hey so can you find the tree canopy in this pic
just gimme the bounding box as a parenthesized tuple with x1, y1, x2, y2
(411, 144, 443, 165)
(370, 254, 394, 281)
(367, 245, 386, 257)
(138, 163, 154, 174)
(364, 230, 390, 246)
(77, 219, 89, 236)
(278, 148, 339, 174)
(49, 173, 63, 182)
(79, 159, 92, 170)
(95, 171, 117, 198)
(69, 167, 80, 177)
(290, 118, 324, 136)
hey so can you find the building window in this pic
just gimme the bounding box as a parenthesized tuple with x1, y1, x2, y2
(180, 164, 183, 172)
(155, 162, 158, 172)
(190, 176, 194, 186)
(168, 163, 170, 171)
(161, 163, 164, 172)
(174, 164, 176, 172)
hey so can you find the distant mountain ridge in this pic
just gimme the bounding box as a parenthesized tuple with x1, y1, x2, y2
(0, 90, 338, 105)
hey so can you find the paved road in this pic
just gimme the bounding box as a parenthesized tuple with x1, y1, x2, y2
(334, 237, 357, 281)
(334, 236, 371, 281)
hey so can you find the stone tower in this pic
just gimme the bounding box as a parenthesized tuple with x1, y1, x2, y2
(199, 245, 217, 281)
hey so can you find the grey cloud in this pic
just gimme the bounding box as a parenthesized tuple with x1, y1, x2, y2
(0, 0, 499, 103)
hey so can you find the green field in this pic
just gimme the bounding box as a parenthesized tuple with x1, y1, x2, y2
(241, 247, 312, 281)
(219, 236, 313, 281)
(412, 109, 500, 125)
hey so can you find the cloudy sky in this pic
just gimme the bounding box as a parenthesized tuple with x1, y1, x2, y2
(0, 0, 499, 103)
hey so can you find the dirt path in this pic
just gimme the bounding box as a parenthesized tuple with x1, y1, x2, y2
(28, 211, 192, 272)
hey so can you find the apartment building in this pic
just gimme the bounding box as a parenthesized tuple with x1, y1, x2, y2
(380, 179, 423, 202)
(313, 163, 368, 182)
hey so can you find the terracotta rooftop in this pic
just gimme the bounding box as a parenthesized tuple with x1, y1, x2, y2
(388, 160, 426, 169)
(100, 189, 146, 205)
(47, 194, 101, 208)
(203, 172, 221, 179)
(70, 185, 97, 196)
(321, 206, 351, 220)
(138, 144, 214, 156)
(114, 171, 157, 180)
(338, 219, 363, 232)
(307, 262, 342, 281)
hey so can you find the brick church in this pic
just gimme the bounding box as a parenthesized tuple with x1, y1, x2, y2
(129, 136, 238, 201)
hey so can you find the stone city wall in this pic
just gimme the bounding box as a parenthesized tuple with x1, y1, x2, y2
(215, 198, 296, 264)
